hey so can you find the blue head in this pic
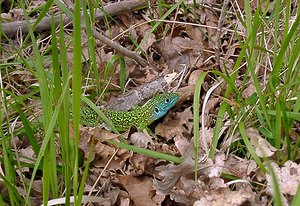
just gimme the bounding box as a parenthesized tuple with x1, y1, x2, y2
(144, 92, 180, 122)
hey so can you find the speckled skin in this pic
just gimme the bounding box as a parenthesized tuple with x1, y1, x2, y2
(79, 93, 179, 131)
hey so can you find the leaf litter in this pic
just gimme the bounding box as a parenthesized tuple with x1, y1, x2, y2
(1, 0, 299, 205)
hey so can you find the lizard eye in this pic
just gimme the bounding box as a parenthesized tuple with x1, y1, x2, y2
(165, 98, 170, 103)
(154, 107, 160, 114)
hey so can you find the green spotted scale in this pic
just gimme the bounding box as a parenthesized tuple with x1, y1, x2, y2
(79, 93, 179, 132)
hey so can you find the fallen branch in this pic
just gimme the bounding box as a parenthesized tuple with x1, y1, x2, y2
(2, 0, 148, 66)
(1, 0, 145, 36)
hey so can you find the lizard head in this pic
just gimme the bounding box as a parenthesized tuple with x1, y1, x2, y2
(146, 92, 180, 121)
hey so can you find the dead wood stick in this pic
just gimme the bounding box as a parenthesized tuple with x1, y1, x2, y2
(215, 0, 229, 69)
(1, 0, 145, 36)
(89, 27, 148, 66)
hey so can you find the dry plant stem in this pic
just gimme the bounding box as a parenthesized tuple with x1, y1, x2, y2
(215, 0, 229, 69)
(1, 0, 146, 36)
(83, 148, 120, 206)
(89, 27, 148, 67)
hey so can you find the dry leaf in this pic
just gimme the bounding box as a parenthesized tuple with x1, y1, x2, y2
(118, 175, 159, 206)
(203, 97, 220, 127)
(247, 128, 277, 157)
(141, 33, 156, 52)
(242, 84, 256, 99)
(94, 142, 117, 159)
(129, 131, 152, 148)
(193, 185, 254, 206)
(153, 155, 194, 195)
(155, 106, 193, 141)
(225, 154, 257, 177)
(266, 161, 300, 196)
(188, 70, 203, 85)
(129, 154, 154, 176)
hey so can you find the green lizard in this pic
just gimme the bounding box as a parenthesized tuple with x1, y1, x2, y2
(78, 92, 179, 132)
(14, 92, 179, 136)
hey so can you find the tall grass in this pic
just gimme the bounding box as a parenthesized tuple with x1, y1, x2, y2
(207, 1, 300, 204)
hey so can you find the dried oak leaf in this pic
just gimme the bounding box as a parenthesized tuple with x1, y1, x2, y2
(129, 131, 152, 148)
(193, 185, 254, 206)
(159, 37, 181, 70)
(203, 9, 218, 49)
(94, 142, 118, 159)
(224, 154, 257, 177)
(19, 146, 35, 164)
(128, 153, 154, 176)
(165, 176, 199, 204)
(242, 84, 256, 99)
(159, 36, 204, 71)
(141, 32, 156, 52)
(153, 155, 194, 195)
(76, 125, 120, 160)
(188, 69, 204, 86)
(117, 175, 162, 206)
(155, 106, 193, 141)
(247, 128, 277, 158)
(174, 137, 194, 158)
(128, 65, 159, 85)
(266, 161, 300, 196)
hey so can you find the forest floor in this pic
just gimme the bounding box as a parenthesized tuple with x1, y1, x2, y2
(1, 0, 300, 205)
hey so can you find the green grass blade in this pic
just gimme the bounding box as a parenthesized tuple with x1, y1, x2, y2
(291, 185, 300, 206)
(59, 13, 72, 206)
(238, 122, 266, 173)
(209, 12, 253, 158)
(270, 6, 300, 90)
(13, 104, 40, 155)
(136, 0, 184, 52)
(49, 14, 60, 199)
(193, 71, 207, 181)
(106, 140, 182, 164)
(274, 101, 281, 149)
(32, 0, 54, 30)
(25, 78, 70, 205)
(269, 164, 283, 206)
(82, 0, 100, 94)
(19, 0, 55, 204)
(77, 143, 94, 204)
(72, 0, 82, 204)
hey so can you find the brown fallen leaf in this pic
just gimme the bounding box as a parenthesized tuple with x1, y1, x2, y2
(129, 131, 152, 148)
(224, 154, 257, 177)
(155, 106, 193, 141)
(193, 185, 254, 206)
(242, 84, 256, 99)
(129, 154, 154, 176)
(117, 175, 163, 206)
(153, 155, 194, 195)
(94, 142, 118, 159)
(247, 128, 277, 158)
(266, 161, 300, 196)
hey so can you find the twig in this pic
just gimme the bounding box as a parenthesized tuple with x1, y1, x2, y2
(1, 0, 145, 36)
(89, 27, 148, 67)
(215, 0, 229, 69)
